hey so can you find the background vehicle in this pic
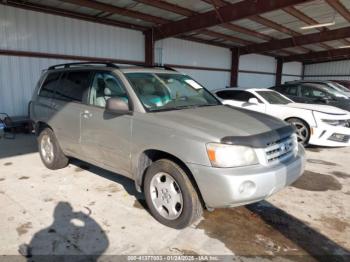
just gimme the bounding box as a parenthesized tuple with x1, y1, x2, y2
(30, 62, 305, 229)
(271, 82, 350, 112)
(286, 80, 350, 97)
(214, 88, 350, 147)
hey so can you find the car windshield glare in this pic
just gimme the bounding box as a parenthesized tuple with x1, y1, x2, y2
(256, 91, 292, 104)
(125, 73, 220, 111)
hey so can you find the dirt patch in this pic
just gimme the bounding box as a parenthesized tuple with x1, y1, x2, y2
(4, 162, 12, 166)
(96, 183, 120, 193)
(0, 178, 5, 182)
(332, 171, 350, 179)
(307, 159, 337, 166)
(75, 164, 90, 172)
(133, 199, 148, 210)
(18, 176, 30, 180)
(16, 222, 32, 236)
(43, 198, 53, 202)
(197, 207, 301, 256)
(318, 216, 350, 232)
(292, 171, 342, 191)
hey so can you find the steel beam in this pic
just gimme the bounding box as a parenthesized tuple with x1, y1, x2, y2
(283, 47, 350, 62)
(153, 0, 309, 40)
(241, 27, 350, 54)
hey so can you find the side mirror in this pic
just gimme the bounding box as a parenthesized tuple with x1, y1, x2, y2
(248, 98, 259, 104)
(106, 97, 130, 113)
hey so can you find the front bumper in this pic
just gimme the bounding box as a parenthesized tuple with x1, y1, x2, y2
(187, 145, 305, 208)
(309, 125, 350, 147)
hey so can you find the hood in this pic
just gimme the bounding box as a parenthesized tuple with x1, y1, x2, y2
(144, 105, 288, 140)
(286, 103, 348, 115)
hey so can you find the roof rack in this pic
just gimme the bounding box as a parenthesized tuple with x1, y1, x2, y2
(48, 61, 119, 70)
(149, 64, 177, 71)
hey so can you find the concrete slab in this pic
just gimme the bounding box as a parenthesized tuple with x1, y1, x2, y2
(0, 134, 349, 260)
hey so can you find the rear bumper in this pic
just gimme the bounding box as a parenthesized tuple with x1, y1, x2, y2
(187, 145, 305, 208)
(309, 125, 350, 147)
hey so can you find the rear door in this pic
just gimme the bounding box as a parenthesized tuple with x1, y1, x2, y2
(48, 70, 93, 156)
(32, 71, 62, 122)
(80, 71, 132, 177)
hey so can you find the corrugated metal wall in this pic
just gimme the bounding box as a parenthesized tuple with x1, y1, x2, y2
(282, 62, 303, 83)
(0, 5, 144, 116)
(155, 38, 231, 91)
(1, 5, 304, 116)
(304, 60, 350, 80)
(238, 54, 276, 88)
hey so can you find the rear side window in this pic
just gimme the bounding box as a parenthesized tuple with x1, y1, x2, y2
(39, 72, 61, 98)
(217, 90, 257, 102)
(55, 71, 92, 102)
(285, 85, 299, 96)
(216, 90, 235, 99)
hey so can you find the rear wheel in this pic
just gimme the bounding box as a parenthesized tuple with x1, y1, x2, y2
(38, 128, 69, 170)
(286, 118, 310, 146)
(144, 159, 202, 229)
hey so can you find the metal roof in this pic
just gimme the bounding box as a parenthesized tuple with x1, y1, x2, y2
(2, 0, 350, 63)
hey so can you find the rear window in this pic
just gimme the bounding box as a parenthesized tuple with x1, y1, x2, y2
(55, 71, 92, 102)
(39, 72, 61, 98)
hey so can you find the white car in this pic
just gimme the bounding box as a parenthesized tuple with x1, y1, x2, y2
(214, 88, 350, 147)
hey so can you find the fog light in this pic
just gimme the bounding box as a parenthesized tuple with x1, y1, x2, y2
(238, 181, 256, 197)
(328, 133, 350, 142)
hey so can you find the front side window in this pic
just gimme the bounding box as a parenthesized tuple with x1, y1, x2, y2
(55, 71, 92, 102)
(88, 72, 128, 108)
(39, 72, 61, 98)
(256, 91, 292, 104)
(125, 73, 219, 112)
(301, 85, 328, 98)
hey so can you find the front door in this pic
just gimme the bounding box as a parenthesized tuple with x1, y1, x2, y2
(80, 71, 132, 177)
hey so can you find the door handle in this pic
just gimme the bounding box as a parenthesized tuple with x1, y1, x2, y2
(82, 110, 92, 118)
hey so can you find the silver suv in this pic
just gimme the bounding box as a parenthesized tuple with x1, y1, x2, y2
(30, 62, 305, 228)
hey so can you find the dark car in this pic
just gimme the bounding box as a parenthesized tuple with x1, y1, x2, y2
(271, 82, 350, 112)
(285, 80, 350, 97)
(331, 80, 350, 90)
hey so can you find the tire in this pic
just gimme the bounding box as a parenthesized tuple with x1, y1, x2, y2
(286, 118, 310, 146)
(38, 128, 69, 170)
(144, 159, 203, 229)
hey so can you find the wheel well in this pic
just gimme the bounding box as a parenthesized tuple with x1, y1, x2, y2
(137, 149, 206, 208)
(35, 121, 51, 136)
(284, 117, 310, 129)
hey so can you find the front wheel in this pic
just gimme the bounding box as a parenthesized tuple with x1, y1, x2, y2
(144, 159, 203, 229)
(286, 118, 310, 146)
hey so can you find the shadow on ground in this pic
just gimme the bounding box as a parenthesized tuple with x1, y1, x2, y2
(20, 202, 109, 262)
(0, 134, 37, 159)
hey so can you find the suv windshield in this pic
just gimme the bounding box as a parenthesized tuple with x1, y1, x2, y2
(125, 73, 220, 111)
(256, 91, 291, 104)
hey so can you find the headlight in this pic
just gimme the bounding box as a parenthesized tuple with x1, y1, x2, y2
(322, 119, 347, 126)
(206, 143, 258, 168)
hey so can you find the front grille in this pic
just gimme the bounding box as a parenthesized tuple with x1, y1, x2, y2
(264, 135, 296, 163)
